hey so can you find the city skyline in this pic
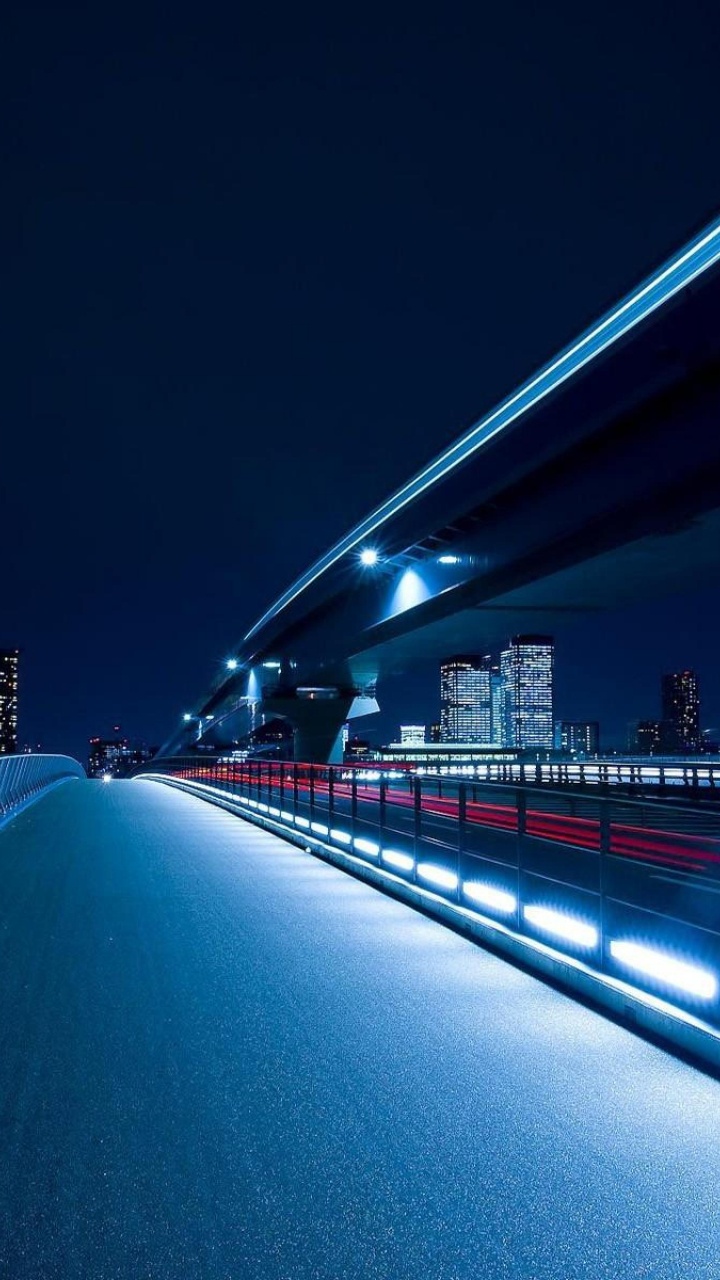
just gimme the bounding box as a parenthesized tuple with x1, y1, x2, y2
(388, 650, 709, 757)
(5, 620, 716, 761)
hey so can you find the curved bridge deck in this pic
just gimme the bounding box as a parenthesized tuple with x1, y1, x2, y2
(1, 779, 719, 1277)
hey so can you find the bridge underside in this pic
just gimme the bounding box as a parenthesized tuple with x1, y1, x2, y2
(171, 230, 720, 760)
(347, 501, 720, 683)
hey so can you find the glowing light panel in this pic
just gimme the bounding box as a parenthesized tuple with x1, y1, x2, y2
(417, 863, 458, 891)
(523, 905, 598, 949)
(609, 941, 718, 1000)
(330, 828, 352, 845)
(354, 837, 380, 856)
(382, 850, 414, 872)
(463, 881, 517, 914)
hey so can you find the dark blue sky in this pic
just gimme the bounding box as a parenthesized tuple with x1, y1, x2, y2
(4, 0, 720, 761)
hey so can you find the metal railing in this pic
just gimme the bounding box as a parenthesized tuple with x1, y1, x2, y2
(139, 756, 720, 1029)
(0, 754, 85, 821)
(378, 757, 720, 793)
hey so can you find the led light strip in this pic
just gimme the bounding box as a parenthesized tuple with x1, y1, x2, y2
(609, 941, 717, 1000)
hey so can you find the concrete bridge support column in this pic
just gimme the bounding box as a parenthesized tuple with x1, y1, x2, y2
(263, 694, 355, 764)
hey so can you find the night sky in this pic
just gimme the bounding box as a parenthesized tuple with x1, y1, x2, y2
(5, 1, 720, 764)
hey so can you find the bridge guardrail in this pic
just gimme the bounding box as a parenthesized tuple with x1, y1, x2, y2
(445, 758, 720, 792)
(0, 754, 85, 823)
(138, 756, 720, 1032)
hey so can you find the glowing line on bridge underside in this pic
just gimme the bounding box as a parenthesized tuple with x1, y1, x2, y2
(243, 217, 720, 645)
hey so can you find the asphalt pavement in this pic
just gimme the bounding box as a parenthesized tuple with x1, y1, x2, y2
(0, 777, 719, 1279)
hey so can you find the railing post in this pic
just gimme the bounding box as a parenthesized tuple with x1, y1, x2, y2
(598, 790, 611, 971)
(379, 776, 386, 854)
(309, 765, 315, 830)
(516, 786, 526, 914)
(351, 769, 358, 847)
(457, 782, 466, 902)
(328, 766, 335, 833)
(413, 776, 422, 883)
(279, 761, 285, 815)
(293, 762, 299, 824)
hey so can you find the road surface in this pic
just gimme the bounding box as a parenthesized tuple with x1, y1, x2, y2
(0, 778, 718, 1278)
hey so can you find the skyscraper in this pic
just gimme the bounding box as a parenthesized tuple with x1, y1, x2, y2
(439, 655, 493, 742)
(500, 636, 554, 751)
(0, 649, 19, 755)
(490, 663, 503, 744)
(661, 670, 701, 753)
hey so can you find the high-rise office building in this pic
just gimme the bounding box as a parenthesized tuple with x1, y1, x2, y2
(439, 655, 493, 742)
(0, 649, 19, 755)
(490, 664, 503, 744)
(500, 635, 554, 751)
(661, 670, 701, 753)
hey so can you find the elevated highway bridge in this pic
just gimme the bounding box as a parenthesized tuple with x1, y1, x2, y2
(169, 215, 720, 759)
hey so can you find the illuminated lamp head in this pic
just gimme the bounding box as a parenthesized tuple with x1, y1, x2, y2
(359, 548, 379, 567)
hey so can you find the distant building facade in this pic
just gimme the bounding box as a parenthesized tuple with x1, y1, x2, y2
(0, 649, 19, 755)
(439, 655, 493, 743)
(500, 636, 554, 751)
(661, 670, 701, 753)
(554, 720, 599, 756)
(88, 735, 154, 778)
(629, 720, 663, 755)
(400, 725, 426, 745)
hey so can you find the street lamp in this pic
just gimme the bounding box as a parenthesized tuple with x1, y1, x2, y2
(359, 548, 379, 567)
